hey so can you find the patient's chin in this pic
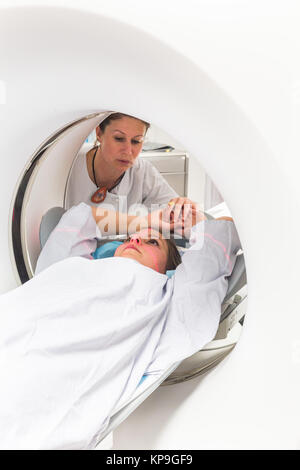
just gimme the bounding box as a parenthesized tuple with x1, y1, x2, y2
(116, 253, 153, 270)
(117, 251, 140, 261)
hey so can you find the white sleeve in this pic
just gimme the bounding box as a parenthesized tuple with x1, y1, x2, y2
(178, 219, 241, 285)
(141, 160, 178, 209)
(35, 203, 102, 275)
(145, 219, 241, 373)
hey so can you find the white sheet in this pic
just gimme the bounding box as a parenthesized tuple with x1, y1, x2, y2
(0, 203, 240, 449)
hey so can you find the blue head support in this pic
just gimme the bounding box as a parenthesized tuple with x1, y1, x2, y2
(92, 241, 123, 260)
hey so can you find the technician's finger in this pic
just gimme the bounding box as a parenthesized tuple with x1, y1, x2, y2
(173, 198, 185, 222)
(162, 204, 174, 223)
(182, 203, 193, 221)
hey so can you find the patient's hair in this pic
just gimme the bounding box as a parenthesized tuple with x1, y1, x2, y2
(99, 112, 150, 134)
(165, 238, 182, 271)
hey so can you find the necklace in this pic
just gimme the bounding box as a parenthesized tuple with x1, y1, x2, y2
(91, 147, 124, 204)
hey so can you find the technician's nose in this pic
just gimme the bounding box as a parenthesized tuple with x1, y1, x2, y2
(122, 140, 133, 156)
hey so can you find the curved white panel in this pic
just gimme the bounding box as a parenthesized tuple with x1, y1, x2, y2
(0, 3, 299, 449)
(21, 114, 104, 275)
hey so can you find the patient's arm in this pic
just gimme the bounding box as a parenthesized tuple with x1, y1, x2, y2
(145, 218, 241, 373)
(173, 219, 241, 345)
(35, 203, 101, 274)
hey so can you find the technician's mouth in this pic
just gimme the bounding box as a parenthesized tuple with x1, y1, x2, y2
(117, 159, 132, 165)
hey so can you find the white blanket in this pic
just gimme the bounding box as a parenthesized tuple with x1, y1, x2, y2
(0, 203, 241, 449)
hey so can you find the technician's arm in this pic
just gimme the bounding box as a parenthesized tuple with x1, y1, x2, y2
(90, 207, 149, 236)
(90, 206, 186, 236)
(35, 201, 208, 275)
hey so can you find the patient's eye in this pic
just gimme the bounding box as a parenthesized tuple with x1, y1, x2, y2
(147, 239, 159, 246)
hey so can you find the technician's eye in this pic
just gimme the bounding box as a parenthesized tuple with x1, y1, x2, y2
(115, 137, 125, 142)
(147, 239, 159, 246)
(132, 140, 142, 145)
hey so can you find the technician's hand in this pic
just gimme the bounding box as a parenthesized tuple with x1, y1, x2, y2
(165, 197, 206, 237)
(166, 197, 199, 223)
(147, 208, 183, 235)
(216, 216, 233, 222)
(148, 201, 206, 238)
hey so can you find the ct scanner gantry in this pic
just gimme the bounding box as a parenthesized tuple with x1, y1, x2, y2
(1, 1, 300, 450)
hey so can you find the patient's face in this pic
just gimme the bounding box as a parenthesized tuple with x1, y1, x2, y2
(114, 229, 169, 274)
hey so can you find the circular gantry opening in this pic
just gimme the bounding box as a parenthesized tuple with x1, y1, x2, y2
(10, 110, 247, 385)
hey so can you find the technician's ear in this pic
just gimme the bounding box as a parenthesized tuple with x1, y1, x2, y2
(95, 126, 104, 144)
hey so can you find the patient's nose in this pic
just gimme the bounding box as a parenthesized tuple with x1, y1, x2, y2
(130, 235, 141, 245)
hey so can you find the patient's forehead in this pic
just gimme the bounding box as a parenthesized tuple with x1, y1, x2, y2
(134, 228, 162, 239)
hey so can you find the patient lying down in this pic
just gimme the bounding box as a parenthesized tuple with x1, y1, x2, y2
(0, 203, 240, 450)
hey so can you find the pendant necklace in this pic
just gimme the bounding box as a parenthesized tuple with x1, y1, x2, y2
(91, 147, 124, 204)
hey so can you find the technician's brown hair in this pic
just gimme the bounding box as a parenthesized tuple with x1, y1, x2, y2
(165, 238, 182, 272)
(99, 112, 150, 134)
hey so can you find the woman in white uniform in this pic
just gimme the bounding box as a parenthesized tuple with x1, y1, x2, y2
(66, 111, 197, 224)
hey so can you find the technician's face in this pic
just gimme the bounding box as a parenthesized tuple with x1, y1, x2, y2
(114, 229, 169, 274)
(96, 116, 146, 171)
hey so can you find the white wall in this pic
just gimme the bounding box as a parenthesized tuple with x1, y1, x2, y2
(146, 124, 207, 205)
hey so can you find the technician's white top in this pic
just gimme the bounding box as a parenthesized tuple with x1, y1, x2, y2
(65, 145, 178, 213)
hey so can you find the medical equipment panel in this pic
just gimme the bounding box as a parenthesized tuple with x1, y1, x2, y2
(140, 151, 188, 197)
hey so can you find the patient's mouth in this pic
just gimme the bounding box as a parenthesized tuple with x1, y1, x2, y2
(124, 245, 140, 253)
